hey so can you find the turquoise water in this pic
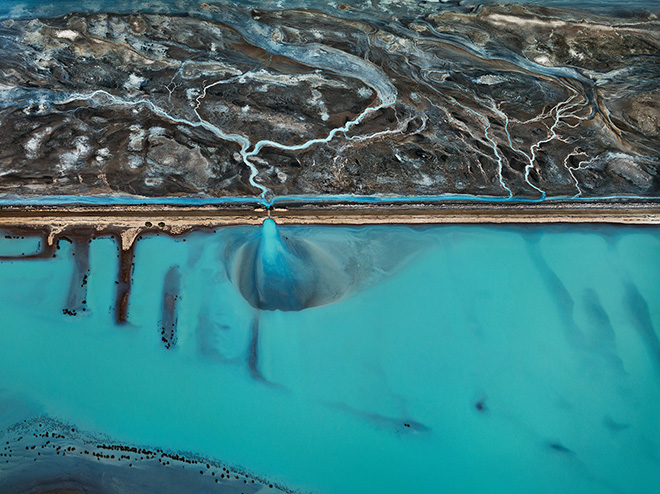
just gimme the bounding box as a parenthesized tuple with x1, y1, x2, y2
(1, 223, 659, 493)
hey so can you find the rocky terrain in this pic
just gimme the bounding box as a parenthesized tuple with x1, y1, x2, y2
(0, 0, 658, 200)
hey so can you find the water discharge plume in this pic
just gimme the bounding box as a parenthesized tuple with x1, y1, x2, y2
(226, 218, 349, 311)
(225, 219, 433, 311)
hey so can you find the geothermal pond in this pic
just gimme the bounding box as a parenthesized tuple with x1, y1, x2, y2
(0, 222, 659, 494)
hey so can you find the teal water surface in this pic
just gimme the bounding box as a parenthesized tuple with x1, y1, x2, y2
(0, 223, 659, 493)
